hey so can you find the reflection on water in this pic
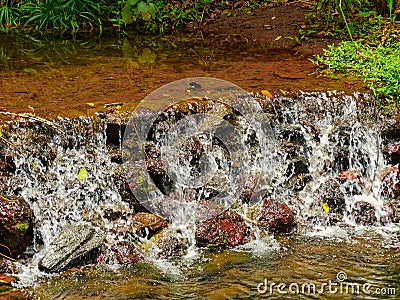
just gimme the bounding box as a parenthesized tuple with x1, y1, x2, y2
(0, 32, 281, 72)
(29, 233, 399, 300)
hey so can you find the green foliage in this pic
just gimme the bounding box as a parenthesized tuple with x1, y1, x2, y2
(15, 222, 29, 232)
(312, 39, 400, 108)
(0, 0, 20, 31)
(21, 0, 103, 33)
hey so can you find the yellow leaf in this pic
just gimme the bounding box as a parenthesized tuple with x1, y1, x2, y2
(0, 130, 2, 137)
(86, 103, 95, 107)
(261, 90, 273, 98)
(77, 167, 88, 181)
(275, 36, 282, 41)
(322, 202, 330, 214)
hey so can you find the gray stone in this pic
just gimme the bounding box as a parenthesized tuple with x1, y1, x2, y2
(39, 223, 105, 272)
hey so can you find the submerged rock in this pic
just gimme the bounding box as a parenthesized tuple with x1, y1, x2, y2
(157, 236, 188, 258)
(195, 210, 254, 248)
(0, 195, 34, 258)
(351, 201, 377, 226)
(107, 241, 142, 265)
(318, 179, 346, 215)
(39, 223, 105, 273)
(257, 199, 296, 234)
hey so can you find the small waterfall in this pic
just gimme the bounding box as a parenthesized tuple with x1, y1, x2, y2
(0, 89, 397, 287)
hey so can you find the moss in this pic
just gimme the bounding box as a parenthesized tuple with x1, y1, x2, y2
(15, 222, 29, 232)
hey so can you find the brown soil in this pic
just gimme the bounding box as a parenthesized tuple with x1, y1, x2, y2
(0, 2, 366, 119)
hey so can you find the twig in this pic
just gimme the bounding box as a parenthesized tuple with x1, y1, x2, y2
(0, 243, 16, 262)
(0, 112, 65, 133)
(0, 136, 26, 159)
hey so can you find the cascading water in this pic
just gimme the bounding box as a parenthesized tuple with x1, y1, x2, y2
(0, 80, 399, 296)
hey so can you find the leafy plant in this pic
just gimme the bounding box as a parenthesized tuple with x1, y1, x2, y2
(0, 0, 20, 31)
(21, 0, 103, 33)
(312, 39, 400, 108)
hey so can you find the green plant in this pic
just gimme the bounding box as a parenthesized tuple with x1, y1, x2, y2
(312, 39, 400, 108)
(0, 0, 20, 31)
(21, 0, 103, 33)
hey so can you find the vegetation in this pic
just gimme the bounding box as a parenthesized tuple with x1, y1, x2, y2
(308, 0, 400, 107)
(0, 0, 268, 33)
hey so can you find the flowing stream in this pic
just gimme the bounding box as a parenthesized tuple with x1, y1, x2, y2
(1, 86, 399, 299)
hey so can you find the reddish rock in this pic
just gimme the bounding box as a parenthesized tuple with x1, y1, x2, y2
(97, 241, 142, 266)
(380, 165, 400, 198)
(381, 200, 400, 224)
(195, 210, 254, 248)
(257, 199, 296, 234)
(338, 169, 361, 181)
(112, 241, 142, 265)
(0, 196, 34, 258)
(351, 201, 377, 226)
(157, 236, 187, 258)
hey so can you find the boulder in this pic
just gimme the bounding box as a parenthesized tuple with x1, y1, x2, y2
(0, 195, 34, 258)
(39, 223, 105, 272)
(351, 201, 377, 226)
(195, 210, 254, 248)
(257, 199, 296, 234)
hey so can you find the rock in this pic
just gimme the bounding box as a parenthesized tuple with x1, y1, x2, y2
(380, 165, 400, 198)
(383, 142, 400, 164)
(0, 287, 27, 300)
(130, 212, 169, 239)
(351, 201, 377, 226)
(380, 113, 400, 140)
(338, 169, 364, 196)
(0, 195, 34, 258)
(157, 236, 188, 258)
(0, 156, 16, 174)
(195, 210, 254, 248)
(106, 123, 126, 146)
(257, 199, 296, 234)
(106, 241, 142, 265)
(318, 179, 346, 215)
(39, 223, 106, 272)
(381, 200, 400, 224)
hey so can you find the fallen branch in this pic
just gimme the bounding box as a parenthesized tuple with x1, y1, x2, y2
(0, 112, 65, 133)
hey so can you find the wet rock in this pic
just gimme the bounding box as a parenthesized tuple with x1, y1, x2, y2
(0, 286, 27, 300)
(257, 199, 296, 234)
(380, 165, 400, 198)
(39, 223, 106, 273)
(100, 241, 142, 265)
(157, 236, 188, 258)
(195, 210, 254, 248)
(318, 179, 346, 215)
(338, 169, 364, 196)
(351, 201, 377, 226)
(383, 142, 400, 164)
(0, 156, 16, 174)
(0, 195, 34, 258)
(130, 212, 169, 239)
(381, 200, 400, 224)
(380, 113, 400, 140)
(106, 123, 126, 146)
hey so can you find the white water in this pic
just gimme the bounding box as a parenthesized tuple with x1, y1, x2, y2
(1, 91, 398, 288)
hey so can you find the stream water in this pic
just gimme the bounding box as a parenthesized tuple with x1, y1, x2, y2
(0, 34, 399, 299)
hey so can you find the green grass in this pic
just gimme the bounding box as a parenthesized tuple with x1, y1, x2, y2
(312, 37, 400, 108)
